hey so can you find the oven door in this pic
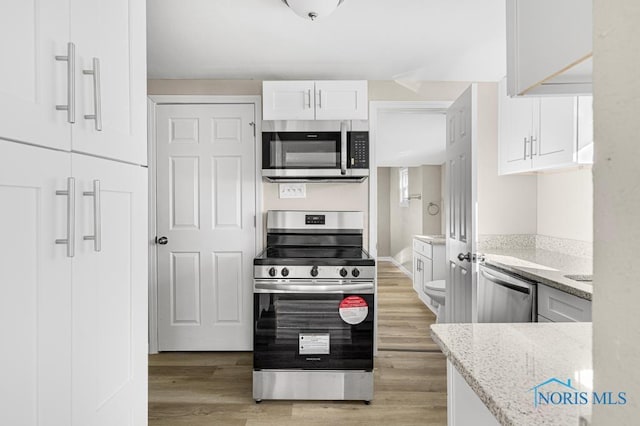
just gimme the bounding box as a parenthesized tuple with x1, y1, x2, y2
(253, 280, 374, 371)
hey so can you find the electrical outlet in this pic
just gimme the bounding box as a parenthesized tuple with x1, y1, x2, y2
(279, 183, 306, 199)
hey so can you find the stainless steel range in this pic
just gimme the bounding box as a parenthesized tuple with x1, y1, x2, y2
(253, 210, 375, 403)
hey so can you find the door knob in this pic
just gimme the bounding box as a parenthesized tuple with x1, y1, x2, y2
(156, 236, 168, 245)
(457, 252, 471, 262)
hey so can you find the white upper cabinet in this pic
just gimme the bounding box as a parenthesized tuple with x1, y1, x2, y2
(262, 81, 316, 120)
(263, 80, 368, 120)
(498, 78, 593, 175)
(0, 0, 147, 165)
(70, 0, 147, 165)
(314, 80, 368, 120)
(0, 0, 71, 151)
(506, 0, 592, 96)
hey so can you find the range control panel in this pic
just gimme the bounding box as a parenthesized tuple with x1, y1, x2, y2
(305, 214, 326, 225)
(349, 132, 369, 169)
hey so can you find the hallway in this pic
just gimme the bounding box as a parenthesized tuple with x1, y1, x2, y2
(148, 260, 447, 425)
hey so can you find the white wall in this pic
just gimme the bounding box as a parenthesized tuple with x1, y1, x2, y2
(262, 182, 370, 248)
(593, 1, 640, 424)
(377, 167, 391, 257)
(537, 168, 593, 242)
(422, 165, 443, 235)
(476, 83, 538, 236)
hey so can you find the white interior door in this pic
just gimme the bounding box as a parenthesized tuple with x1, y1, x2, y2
(71, 154, 147, 426)
(0, 0, 71, 150)
(156, 104, 256, 350)
(445, 85, 477, 323)
(0, 141, 72, 426)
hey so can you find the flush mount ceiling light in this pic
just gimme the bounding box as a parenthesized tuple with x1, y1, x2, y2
(281, 0, 345, 21)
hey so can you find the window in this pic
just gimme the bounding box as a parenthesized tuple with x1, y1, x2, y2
(399, 168, 409, 207)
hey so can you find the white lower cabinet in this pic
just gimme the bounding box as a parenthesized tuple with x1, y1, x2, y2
(537, 283, 592, 322)
(412, 238, 445, 310)
(0, 141, 147, 426)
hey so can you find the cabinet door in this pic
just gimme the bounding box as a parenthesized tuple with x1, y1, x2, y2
(498, 78, 534, 174)
(533, 97, 576, 170)
(576, 96, 593, 164)
(70, 0, 147, 165)
(421, 256, 434, 284)
(0, 141, 72, 426)
(413, 255, 421, 293)
(71, 154, 147, 426)
(507, 0, 592, 96)
(263, 81, 315, 120)
(0, 0, 71, 150)
(315, 80, 368, 120)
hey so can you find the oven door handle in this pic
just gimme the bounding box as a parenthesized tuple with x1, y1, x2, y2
(254, 281, 374, 294)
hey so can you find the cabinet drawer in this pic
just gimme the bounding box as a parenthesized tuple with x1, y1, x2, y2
(537, 284, 592, 322)
(413, 239, 432, 258)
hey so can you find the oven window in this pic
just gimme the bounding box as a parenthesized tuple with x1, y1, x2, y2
(254, 293, 374, 370)
(270, 140, 340, 168)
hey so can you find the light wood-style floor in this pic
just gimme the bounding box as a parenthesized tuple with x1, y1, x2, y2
(148, 261, 447, 425)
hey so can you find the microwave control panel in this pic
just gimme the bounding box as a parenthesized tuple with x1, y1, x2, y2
(349, 132, 369, 169)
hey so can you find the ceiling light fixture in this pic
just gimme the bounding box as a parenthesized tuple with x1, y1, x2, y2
(281, 0, 345, 21)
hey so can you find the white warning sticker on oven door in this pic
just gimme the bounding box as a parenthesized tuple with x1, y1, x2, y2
(299, 333, 330, 355)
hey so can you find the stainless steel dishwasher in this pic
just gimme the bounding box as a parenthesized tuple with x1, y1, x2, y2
(477, 264, 536, 322)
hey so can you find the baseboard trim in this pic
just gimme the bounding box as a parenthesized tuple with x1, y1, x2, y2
(377, 256, 412, 279)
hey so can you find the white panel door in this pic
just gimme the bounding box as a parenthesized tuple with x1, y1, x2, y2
(0, 141, 72, 426)
(445, 85, 477, 323)
(70, 0, 147, 165)
(0, 0, 71, 150)
(71, 154, 147, 426)
(532, 97, 576, 170)
(263, 81, 315, 120)
(315, 80, 368, 120)
(156, 104, 256, 350)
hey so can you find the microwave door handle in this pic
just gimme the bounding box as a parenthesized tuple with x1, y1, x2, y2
(340, 121, 347, 175)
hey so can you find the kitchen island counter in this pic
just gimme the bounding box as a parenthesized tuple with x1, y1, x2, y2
(431, 322, 592, 426)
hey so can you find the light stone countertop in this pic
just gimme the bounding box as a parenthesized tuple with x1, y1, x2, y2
(431, 323, 592, 426)
(482, 248, 593, 300)
(414, 234, 446, 245)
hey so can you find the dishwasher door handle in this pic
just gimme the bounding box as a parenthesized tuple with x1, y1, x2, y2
(480, 269, 531, 295)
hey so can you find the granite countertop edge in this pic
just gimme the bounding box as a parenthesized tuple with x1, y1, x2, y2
(430, 328, 515, 426)
(414, 234, 446, 245)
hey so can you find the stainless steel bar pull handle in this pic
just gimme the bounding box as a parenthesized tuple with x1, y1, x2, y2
(318, 89, 322, 108)
(83, 58, 102, 131)
(55, 177, 76, 257)
(55, 42, 76, 123)
(523, 137, 528, 160)
(82, 180, 101, 252)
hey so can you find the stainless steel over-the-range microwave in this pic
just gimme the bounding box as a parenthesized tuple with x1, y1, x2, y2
(261, 127, 369, 182)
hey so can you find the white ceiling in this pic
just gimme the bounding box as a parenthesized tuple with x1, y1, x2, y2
(147, 0, 507, 81)
(376, 110, 446, 166)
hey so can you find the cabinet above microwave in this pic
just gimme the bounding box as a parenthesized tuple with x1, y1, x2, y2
(263, 81, 368, 121)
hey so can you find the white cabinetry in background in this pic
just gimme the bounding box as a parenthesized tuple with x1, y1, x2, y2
(412, 238, 445, 312)
(498, 78, 593, 175)
(0, 0, 147, 165)
(506, 0, 592, 96)
(263, 80, 368, 120)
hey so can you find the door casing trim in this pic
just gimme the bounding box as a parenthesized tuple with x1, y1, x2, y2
(147, 95, 263, 354)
